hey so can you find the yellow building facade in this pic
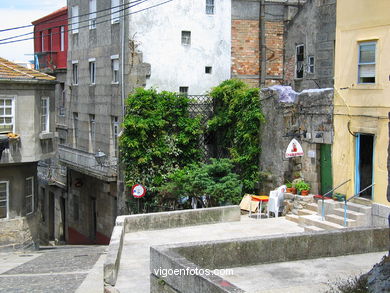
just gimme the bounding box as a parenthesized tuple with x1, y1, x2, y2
(333, 0, 390, 206)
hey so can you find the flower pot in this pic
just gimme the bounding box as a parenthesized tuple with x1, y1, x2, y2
(301, 190, 309, 196)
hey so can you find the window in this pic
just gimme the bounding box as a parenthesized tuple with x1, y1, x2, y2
(0, 97, 14, 133)
(73, 112, 79, 147)
(111, 0, 120, 24)
(206, 0, 214, 14)
(111, 55, 119, 83)
(179, 86, 188, 96)
(181, 31, 191, 46)
(89, 58, 96, 84)
(25, 177, 34, 215)
(296, 44, 304, 78)
(205, 66, 212, 74)
(41, 32, 45, 52)
(71, 6, 79, 34)
(40, 97, 49, 133)
(0, 181, 8, 219)
(89, 114, 96, 152)
(358, 41, 376, 84)
(47, 29, 52, 52)
(89, 0, 97, 29)
(308, 56, 315, 74)
(112, 116, 119, 157)
(72, 61, 78, 85)
(60, 26, 65, 51)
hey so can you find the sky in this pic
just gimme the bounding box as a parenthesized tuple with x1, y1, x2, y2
(0, 0, 66, 63)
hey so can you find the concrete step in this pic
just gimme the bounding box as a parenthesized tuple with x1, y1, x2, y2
(304, 225, 325, 233)
(339, 202, 372, 214)
(305, 203, 318, 213)
(285, 214, 299, 223)
(351, 197, 372, 206)
(299, 215, 345, 230)
(333, 208, 365, 220)
(325, 214, 356, 227)
(298, 209, 317, 216)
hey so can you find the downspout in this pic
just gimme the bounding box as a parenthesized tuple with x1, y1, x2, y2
(121, 0, 126, 118)
(260, 0, 266, 87)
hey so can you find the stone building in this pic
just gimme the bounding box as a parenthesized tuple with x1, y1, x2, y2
(0, 57, 56, 249)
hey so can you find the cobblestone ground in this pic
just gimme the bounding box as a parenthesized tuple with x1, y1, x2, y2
(0, 246, 105, 293)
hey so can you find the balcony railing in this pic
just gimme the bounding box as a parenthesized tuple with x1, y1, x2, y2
(58, 144, 117, 181)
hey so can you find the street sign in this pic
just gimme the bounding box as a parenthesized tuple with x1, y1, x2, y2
(285, 138, 304, 158)
(131, 184, 146, 198)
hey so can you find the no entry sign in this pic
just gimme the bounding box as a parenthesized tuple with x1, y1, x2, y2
(131, 184, 146, 198)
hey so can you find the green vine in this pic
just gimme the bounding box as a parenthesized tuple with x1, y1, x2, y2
(120, 88, 202, 195)
(208, 79, 264, 193)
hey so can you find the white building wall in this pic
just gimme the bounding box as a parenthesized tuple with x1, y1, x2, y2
(129, 0, 231, 95)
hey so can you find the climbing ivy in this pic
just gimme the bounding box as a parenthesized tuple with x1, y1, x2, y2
(208, 79, 264, 193)
(120, 88, 203, 194)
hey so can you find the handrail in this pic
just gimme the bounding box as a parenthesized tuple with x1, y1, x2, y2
(321, 179, 351, 221)
(343, 183, 375, 226)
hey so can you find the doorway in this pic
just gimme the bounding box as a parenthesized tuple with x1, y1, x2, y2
(60, 196, 66, 242)
(48, 192, 55, 241)
(355, 134, 374, 198)
(320, 144, 333, 195)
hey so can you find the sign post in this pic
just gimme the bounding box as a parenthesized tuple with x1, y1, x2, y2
(131, 184, 146, 213)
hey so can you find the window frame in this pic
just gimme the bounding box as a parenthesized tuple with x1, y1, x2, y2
(25, 177, 34, 215)
(206, 0, 215, 15)
(181, 31, 191, 46)
(111, 0, 120, 24)
(0, 181, 9, 220)
(89, 114, 96, 152)
(0, 96, 15, 134)
(358, 41, 376, 84)
(111, 55, 120, 84)
(40, 97, 50, 133)
(89, 58, 96, 85)
(295, 44, 304, 79)
(60, 26, 65, 52)
(179, 86, 189, 96)
(307, 56, 315, 74)
(73, 112, 79, 147)
(72, 60, 78, 85)
(89, 0, 97, 30)
(71, 5, 79, 34)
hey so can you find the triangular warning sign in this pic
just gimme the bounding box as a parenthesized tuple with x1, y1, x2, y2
(285, 138, 304, 158)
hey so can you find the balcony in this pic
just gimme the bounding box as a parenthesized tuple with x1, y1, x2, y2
(35, 52, 57, 73)
(58, 144, 117, 182)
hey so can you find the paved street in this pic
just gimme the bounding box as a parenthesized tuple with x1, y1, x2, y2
(0, 245, 106, 293)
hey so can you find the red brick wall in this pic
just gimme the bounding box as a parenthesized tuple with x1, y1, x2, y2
(231, 20, 285, 87)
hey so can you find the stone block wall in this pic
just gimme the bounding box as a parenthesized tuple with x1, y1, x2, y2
(372, 203, 390, 227)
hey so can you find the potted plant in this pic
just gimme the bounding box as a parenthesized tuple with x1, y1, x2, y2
(332, 193, 346, 202)
(285, 181, 297, 194)
(295, 180, 310, 196)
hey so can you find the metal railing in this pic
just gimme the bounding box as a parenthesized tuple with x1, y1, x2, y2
(320, 179, 351, 221)
(343, 183, 375, 227)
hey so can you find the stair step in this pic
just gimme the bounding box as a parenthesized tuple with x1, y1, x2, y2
(305, 203, 318, 212)
(299, 215, 345, 230)
(339, 202, 372, 214)
(298, 209, 317, 216)
(333, 208, 365, 220)
(304, 225, 325, 232)
(325, 214, 357, 227)
(285, 214, 300, 223)
(351, 197, 372, 206)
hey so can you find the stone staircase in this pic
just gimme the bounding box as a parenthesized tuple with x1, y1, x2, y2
(286, 199, 372, 232)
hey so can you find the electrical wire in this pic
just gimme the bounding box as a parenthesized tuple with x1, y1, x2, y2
(0, 0, 148, 42)
(0, 0, 145, 33)
(0, 0, 173, 46)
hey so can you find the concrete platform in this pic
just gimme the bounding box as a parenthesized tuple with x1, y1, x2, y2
(115, 216, 304, 293)
(224, 251, 386, 293)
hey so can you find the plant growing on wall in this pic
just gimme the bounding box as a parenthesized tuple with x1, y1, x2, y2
(208, 79, 264, 193)
(120, 88, 203, 195)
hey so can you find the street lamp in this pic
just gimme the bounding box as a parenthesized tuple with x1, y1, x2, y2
(94, 150, 107, 166)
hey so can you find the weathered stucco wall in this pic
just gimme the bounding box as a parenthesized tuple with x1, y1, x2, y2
(128, 0, 231, 95)
(260, 88, 333, 194)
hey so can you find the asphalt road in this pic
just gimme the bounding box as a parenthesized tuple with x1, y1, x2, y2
(0, 245, 106, 293)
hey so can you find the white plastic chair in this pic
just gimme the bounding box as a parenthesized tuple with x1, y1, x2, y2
(267, 185, 286, 218)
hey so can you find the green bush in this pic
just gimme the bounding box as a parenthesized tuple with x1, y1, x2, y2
(159, 159, 243, 206)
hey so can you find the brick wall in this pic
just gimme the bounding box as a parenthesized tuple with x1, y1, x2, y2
(231, 19, 284, 87)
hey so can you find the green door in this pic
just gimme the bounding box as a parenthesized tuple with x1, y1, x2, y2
(320, 144, 333, 195)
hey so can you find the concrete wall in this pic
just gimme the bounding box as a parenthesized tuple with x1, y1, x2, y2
(0, 82, 56, 163)
(128, 0, 231, 95)
(333, 0, 390, 205)
(284, 0, 336, 91)
(0, 162, 40, 249)
(260, 88, 333, 193)
(372, 203, 390, 227)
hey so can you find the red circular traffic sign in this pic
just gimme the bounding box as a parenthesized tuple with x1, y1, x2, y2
(131, 184, 146, 198)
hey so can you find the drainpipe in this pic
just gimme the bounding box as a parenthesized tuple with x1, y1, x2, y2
(121, 0, 126, 118)
(260, 0, 266, 87)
